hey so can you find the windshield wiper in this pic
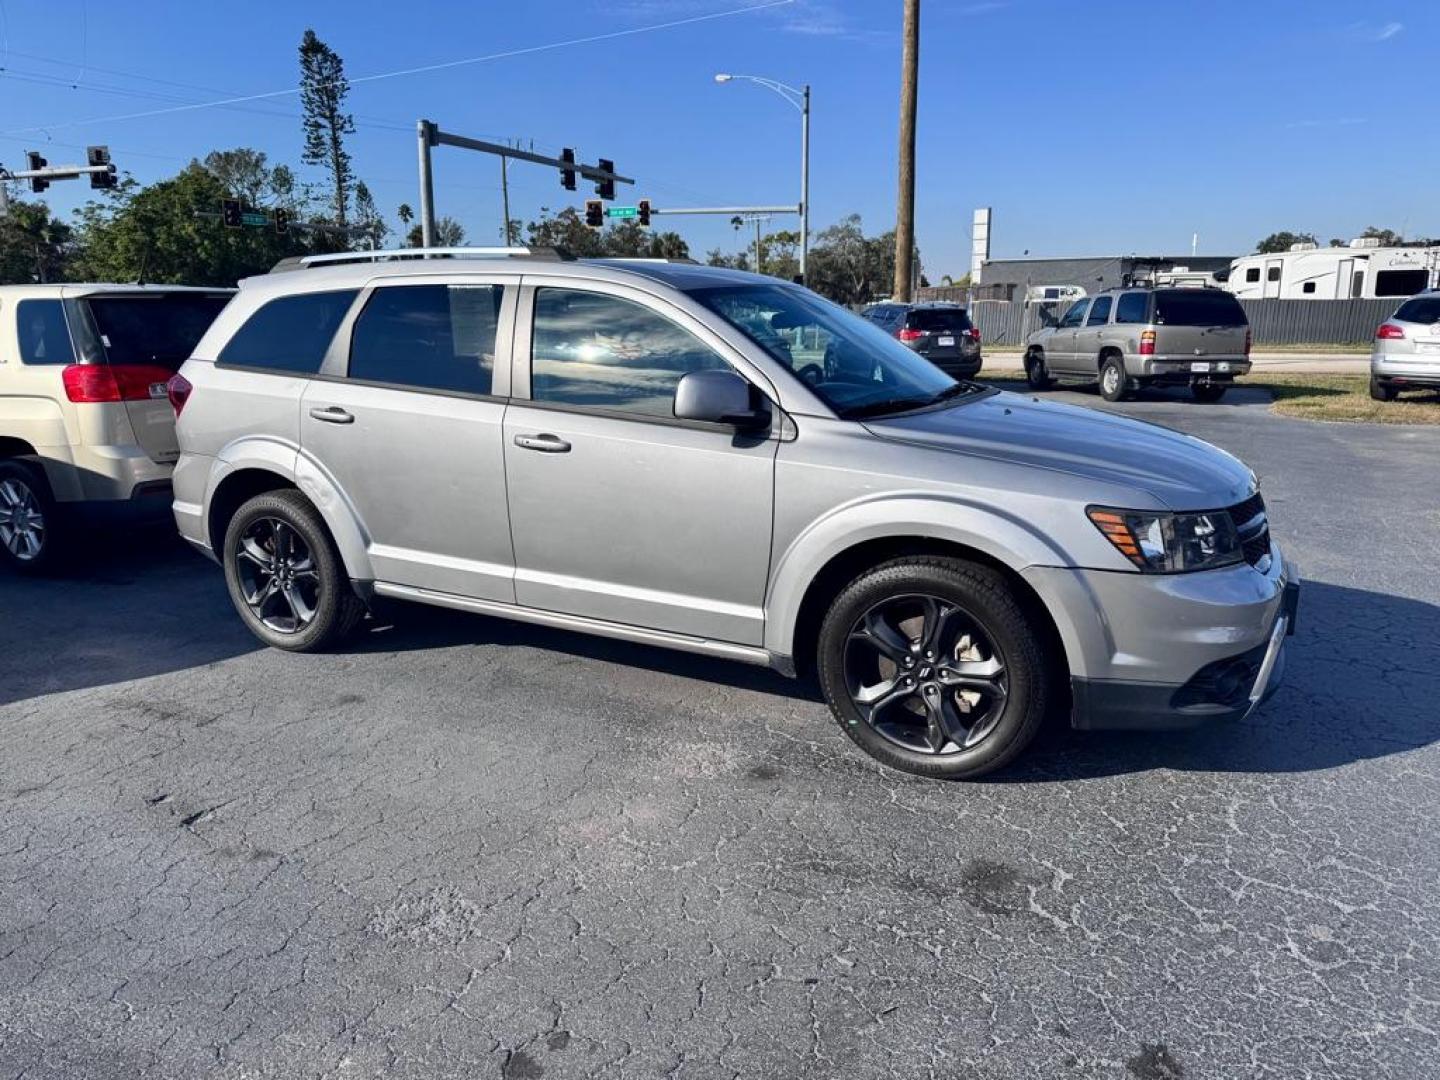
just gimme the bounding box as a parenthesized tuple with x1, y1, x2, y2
(840, 396, 936, 419)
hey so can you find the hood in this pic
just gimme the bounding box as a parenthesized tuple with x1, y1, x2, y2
(865, 390, 1254, 511)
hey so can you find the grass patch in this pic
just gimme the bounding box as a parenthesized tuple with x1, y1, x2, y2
(975, 370, 1440, 425)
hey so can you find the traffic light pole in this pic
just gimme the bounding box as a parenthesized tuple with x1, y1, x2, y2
(0, 161, 118, 214)
(416, 119, 633, 248)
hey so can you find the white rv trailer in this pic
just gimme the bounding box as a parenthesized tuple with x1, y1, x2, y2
(1228, 239, 1440, 300)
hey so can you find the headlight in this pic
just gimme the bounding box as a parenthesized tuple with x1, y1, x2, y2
(1087, 506, 1242, 573)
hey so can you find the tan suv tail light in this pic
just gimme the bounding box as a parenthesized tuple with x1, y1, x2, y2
(62, 363, 174, 404)
(1139, 330, 1157, 356)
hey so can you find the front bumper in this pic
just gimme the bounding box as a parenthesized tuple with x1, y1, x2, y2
(1023, 547, 1298, 731)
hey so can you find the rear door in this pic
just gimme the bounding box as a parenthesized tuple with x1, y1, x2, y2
(77, 291, 232, 464)
(1153, 290, 1249, 360)
(1262, 259, 1283, 299)
(1074, 294, 1113, 368)
(298, 277, 518, 602)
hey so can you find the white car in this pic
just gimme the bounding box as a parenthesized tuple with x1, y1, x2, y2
(1371, 291, 1440, 401)
(0, 284, 231, 570)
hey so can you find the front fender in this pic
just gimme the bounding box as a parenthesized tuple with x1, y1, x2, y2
(762, 493, 1071, 659)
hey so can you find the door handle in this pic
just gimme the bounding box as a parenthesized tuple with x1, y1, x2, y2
(513, 433, 571, 453)
(309, 406, 354, 424)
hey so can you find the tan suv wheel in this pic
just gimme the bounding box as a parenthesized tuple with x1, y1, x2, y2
(0, 460, 57, 574)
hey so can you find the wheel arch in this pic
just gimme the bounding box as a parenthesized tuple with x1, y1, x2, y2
(0, 436, 39, 460)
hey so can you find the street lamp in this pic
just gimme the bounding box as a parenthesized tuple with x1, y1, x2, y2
(714, 72, 810, 285)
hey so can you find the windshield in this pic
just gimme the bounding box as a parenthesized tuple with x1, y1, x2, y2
(1153, 290, 1246, 327)
(689, 284, 975, 418)
(85, 293, 231, 370)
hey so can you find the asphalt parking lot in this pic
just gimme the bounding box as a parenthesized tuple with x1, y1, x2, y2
(4, 384, 1440, 1080)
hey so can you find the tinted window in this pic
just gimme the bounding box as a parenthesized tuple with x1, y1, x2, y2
(1085, 297, 1113, 326)
(1351, 271, 1364, 298)
(531, 289, 729, 418)
(86, 294, 230, 371)
(1153, 290, 1247, 327)
(1266, 266, 1281, 282)
(1115, 292, 1149, 324)
(16, 300, 73, 365)
(219, 290, 356, 374)
(349, 285, 501, 395)
(1058, 300, 1089, 328)
(1244, 268, 1261, 283)
(1394, 297, 1440, 324)
(1302, 281, 1316, 294)
(1375, 270, 1429, 298)
(908, 308, 972, 332)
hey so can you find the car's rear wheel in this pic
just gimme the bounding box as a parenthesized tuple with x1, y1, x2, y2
(1192, 382, 1228, 403)
(222, 489, 364, 651)
(816, 557, 1053, 780)
(1024, 350, 1052, 391)
(1098, 355, 1130, 402)
(1369, 377, 1398, 402)
(0, 460, 58, 574)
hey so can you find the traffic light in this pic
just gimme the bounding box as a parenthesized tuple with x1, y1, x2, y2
(26, 151, 48, 193)
(559, 148, 577, 192)
(585, 200, 604, 229)
(86, 145, 116, 189)
(595, 158, 615, 201)
(221, 198, 242, 228)
(637, 199, 651, 228)
(274, 208, 290, 236)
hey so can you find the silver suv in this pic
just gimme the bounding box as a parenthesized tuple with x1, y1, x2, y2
(1024, 286, 1251, 403)
(0, 284, 231, 571)
(171, 248, 1298, 780)
(1370, 291, 1440, 401)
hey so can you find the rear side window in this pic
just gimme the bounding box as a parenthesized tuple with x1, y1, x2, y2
(1375, 270, 1429, 298)
(1115, 292, 1149, 324)
(1394, 297, 1440, 324)
(348, 284, 502, 395)
(907, 308, 972, 332)
(218, 290, 357, 375)
(1153, 290, 1247, 327)
(85, 294, 230, 372)
(1085, 297, 1112, 325)
(16, 299, 74, 365)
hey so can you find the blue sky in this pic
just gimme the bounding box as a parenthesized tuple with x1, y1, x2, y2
(0, 0, 1433, 277)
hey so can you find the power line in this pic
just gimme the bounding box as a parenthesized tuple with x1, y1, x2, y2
(0, 0, 794, 137)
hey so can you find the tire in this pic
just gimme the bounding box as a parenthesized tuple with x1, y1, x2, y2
(1098, 355, 1130, 402)
(816, 557, 1054, 780)
(0, 459, 59, 574)
(1192, 382, 1227, 403)
(1023, 350, 1052, 391)
(221, 488, 365, 652)
(1370, 377, 1397, 402)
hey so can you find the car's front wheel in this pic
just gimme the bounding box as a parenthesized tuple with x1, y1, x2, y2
(816, 557, 1054, 780)
(222, 489, 365, 651)
(1024, 350, 1052, 391)
(0, 460, 58, 574)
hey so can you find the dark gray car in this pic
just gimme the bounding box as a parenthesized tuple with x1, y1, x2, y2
(171, 249, 1296, 781)
(863, 302, 982, 378)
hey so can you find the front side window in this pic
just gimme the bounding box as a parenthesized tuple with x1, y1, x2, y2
(16, 299, 74, 365)
(530, 288, 729, 418)
(219, 290, 357, 375)
(1058, 300, 1090, 328)
(1115, 292, 1149, 324)
(1086, 297, 1113, 326)
(691, 283, 979, 420)
(349, 284, 501, 395)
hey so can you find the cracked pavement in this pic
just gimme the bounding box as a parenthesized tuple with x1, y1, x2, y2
(3, 386, 1439, 1079)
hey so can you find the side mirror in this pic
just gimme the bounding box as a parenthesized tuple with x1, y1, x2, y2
(674, 369, 770, 430)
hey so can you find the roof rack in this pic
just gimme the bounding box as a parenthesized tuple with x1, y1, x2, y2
(270, 246, 572, 273)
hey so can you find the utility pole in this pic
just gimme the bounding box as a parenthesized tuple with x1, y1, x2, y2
(893, 0, 920, 302)
(500, 140, 512, 245)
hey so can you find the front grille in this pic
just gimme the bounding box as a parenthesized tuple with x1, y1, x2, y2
(1226, 492, 1271, 568)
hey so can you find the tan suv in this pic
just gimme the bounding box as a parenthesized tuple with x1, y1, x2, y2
(0, 284, 231, 571)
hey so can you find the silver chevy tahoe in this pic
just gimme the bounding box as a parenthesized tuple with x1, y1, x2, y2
(169, 248, 1298, 780)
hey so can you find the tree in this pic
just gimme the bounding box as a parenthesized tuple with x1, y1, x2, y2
(406, 216, 465, 248)
(0, 197, 73, 284)
(353, 181, 387, 248)
(523, 207, 689, 260)
(69, 161, 328, 286)
(1360, 226, 1403, 247)
(1256, 231, 1317, 254)
(806, 214, 906, 306)
(202, 148, 293, 207)
(299, 29, 356, 226)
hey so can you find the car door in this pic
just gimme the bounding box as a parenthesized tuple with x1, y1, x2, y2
(299, 276, 518, 602)
(1075, 294, 1113, 370)
(1047, 299, 1090, 373)
(502, 279, 778, 646)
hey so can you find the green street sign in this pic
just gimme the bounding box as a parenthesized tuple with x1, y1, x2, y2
(241, 211, 269, 227)
(605, 205, 638, 219)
